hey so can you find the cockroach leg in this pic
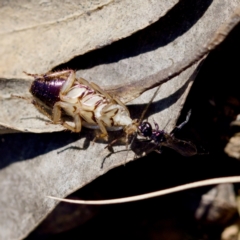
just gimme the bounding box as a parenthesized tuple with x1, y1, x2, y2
(94, 119, 109, 141)
(31, 100, 52, 120)
(11, 94, 32, 103)
(52, 101, 82, 132)
(73, 115, 82, 132)
(89, 81, 111, 97)
(79, 78, 129, 114)
(60, 70, 76, 94)
(24, 70, 73, 80)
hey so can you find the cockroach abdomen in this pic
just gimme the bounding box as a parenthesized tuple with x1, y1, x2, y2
(30, 77, 65, 107)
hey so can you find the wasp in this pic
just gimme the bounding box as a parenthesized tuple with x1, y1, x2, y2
(138, 111, 199, 156)
(26, 69, 138, 140)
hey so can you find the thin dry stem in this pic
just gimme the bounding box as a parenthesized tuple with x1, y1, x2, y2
(48, 176, 240, 205)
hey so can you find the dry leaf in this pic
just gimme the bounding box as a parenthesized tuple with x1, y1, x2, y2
(0, 0, 178, 78)
(1, 1, 240, 133)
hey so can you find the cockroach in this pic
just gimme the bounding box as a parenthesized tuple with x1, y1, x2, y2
(138, 110, 199, 156)
(26, 69, 138, 140)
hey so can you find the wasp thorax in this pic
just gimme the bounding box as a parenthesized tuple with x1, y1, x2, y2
(152, 130, 165, 143)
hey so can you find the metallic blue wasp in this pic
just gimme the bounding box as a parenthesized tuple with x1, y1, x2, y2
(138, 111, 199, 156)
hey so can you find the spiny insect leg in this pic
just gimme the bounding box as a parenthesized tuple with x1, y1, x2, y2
(23, 71, 43, 78)
(78, 77, 116, 110)
(105, 138, 120, 149)
(154, 147, 162, 154)
(31, 100, 52, 120)
(87, 80, 113, 98)
(90, 81, 130, 115)
(52, 101, 82, 132)
(112, 95, 130, 115)
(73, 115, 82, 132)
(59, 70, 76, 94)
(152, 119, 160, 131)
(43, 70, 74, 78)
(95, 118, 108, 141)
(11, 95, 32, 103)
(78, 78, 114, 101)
(78, 78, 96, 90)
(24, 70, 73, 80)
(62, 115, 82, 132)
(78, 78, 129, 114)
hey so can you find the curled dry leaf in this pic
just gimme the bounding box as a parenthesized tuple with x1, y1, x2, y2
(0, 1, 239, 239)
(1, 1, 240, 133)
(0, 0, 179, 78)
(0, 0, 178, 133)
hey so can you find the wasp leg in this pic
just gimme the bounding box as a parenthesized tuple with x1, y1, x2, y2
(52, 101, 82, 132)
(170, 110, 192, 136)
(152, 119, 160, 131)
(154, 148, 162, 154)
(104, 137, 121, 149)
(143, 143, 163, 155)
(139, 144, 158, 156)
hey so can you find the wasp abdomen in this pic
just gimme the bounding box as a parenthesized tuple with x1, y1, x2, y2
(30, 77, 65, 108)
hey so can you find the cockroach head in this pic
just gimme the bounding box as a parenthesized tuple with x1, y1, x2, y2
(125, 119, 139, 136)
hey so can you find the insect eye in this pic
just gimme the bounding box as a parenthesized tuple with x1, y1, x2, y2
(139, 122, 152, 137)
